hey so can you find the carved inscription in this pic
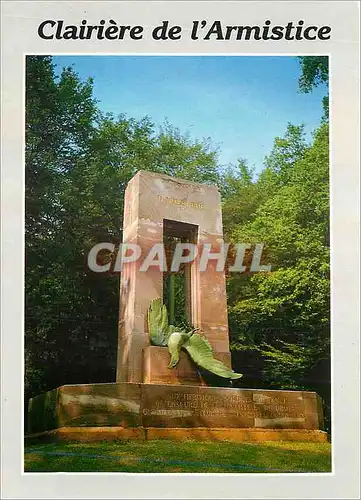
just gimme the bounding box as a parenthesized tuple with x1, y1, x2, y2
(254, 398, 305, 418)
(157, 195, 204, 210)
(143, 391, 305, 419)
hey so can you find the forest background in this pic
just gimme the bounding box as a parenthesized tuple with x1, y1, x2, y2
(25, 55, 330, 430)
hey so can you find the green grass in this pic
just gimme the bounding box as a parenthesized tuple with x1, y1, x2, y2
(24, 440, 332, 473)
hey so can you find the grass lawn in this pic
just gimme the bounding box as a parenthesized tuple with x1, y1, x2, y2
(24, 439, 332, 473)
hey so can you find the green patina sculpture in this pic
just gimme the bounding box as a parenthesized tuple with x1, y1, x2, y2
(147, 298, 243, 380)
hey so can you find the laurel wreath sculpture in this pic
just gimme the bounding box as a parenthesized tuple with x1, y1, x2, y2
(147, 298, 243, 380)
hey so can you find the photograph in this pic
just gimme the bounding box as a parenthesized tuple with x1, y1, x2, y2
(23, 54, 332, 474)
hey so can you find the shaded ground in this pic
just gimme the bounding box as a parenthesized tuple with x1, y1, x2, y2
(24, 439, 332, 473)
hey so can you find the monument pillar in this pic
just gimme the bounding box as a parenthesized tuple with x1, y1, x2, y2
(116, 171, 230, 383)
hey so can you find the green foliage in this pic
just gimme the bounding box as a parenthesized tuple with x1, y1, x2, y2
(25, 56, 222, 407)
(298, 56, 328, 93)
(28, 390, 59, 433)
(226, 122, 329, 402)
(221, 160, 262, 236)
(223, 117, 330, 427)
(25, 56, 102, 402)
(263, 124, 307, 183)
(298, 56, 329, 120)
(25, 55, 330, 429)
(164, 270, 192, 330)
(155, 121, 221, 185)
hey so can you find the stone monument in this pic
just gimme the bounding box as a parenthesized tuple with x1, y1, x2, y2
(117, 171, 232, 386)
(27, 171, 327, 443)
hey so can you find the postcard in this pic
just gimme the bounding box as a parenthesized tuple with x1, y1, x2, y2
(1, 1, 360, 498)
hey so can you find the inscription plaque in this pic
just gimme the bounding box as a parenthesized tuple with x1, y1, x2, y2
(157, 194, 204, 210)
(140, 385, 318, 429)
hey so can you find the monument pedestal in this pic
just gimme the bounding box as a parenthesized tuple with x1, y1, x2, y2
(27, 382, 327, 443)
(143, 346, 232, 386)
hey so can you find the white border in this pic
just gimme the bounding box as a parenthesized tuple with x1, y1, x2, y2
(1, 1, 360, 499)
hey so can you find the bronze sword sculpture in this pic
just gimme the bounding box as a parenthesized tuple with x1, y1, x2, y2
(148, 297, 243, 380)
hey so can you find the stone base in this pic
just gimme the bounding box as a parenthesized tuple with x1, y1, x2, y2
(143, 346, 232, 385)
(25, 426, 328, 444)
(27, 382, 325, 442)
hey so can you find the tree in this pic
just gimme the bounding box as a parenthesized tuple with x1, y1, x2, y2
(223, 57, 330, 429)
(25, 56, 99, 400)
(298, 56, 328, 92)
(221, 159, 260, 237)
(25, 57, 222, 409)
(263, 123, 308, 184)
(298, 56, 329, 119)
(227, 122, 330, 428)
